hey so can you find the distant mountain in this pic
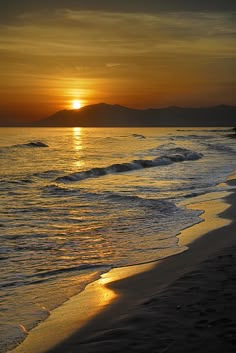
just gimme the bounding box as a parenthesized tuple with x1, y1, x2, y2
(35, 103, 144, 127)
(1, 103, 236, 127)
(35, 103, 236, 127)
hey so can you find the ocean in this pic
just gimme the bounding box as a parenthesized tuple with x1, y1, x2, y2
(1, 127, 236, 352)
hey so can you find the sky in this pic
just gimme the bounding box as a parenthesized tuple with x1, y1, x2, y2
(0, 1, 235, 122)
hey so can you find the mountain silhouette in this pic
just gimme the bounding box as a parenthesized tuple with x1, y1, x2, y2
(1, 103, 236, 127)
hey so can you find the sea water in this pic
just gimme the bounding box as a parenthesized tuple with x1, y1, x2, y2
(0, 127, 236, 352)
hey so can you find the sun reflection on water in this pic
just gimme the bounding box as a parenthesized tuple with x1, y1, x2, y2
(73, 127, 84, 168)
(73, 127, 82, 150)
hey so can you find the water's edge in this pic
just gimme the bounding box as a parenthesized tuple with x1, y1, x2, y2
(8, 177, 235, 353)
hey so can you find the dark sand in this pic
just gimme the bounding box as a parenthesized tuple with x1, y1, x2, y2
(10, 179, 236, 353)
(63, 245, 236, 353)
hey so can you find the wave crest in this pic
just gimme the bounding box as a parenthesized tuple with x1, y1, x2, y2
(56, 148, 203, 183)
(14, 141, 49, 148)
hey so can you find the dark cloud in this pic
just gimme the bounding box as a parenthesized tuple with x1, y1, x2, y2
(0, 0, 235, 22)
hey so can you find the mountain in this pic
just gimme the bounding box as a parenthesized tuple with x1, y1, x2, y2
(1, 103, 236, 127)
(36, 103, 236, 127)
(35, 103, 144, 127)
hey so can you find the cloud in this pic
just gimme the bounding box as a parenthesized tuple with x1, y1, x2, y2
(0, 1, 236, 23)
(0, 7, 235, 113)
(0, 10, 234, 89)
(106, 63, 121, 68)
(1, 10, 235, 56)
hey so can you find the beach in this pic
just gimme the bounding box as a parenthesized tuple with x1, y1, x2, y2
(9, 177, 236, 353)
(1, 0, 236, 351)
(1, 0, 235, 350)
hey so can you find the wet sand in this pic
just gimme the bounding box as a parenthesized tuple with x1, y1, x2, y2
(10, 179, 236, 353)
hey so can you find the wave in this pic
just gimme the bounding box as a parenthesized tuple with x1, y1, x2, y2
(172, 135, 214, 141)
(1, 264, 109, 289)
(42, 184, 79, 196)
(103, 192, 178, 211)
(13, 141, 49, 148)
(56, 148, 203, 183)
(132, 133, 146, 139)
(203, 142, 236, 153)
(177, 129, 230, 132)
(41, 185, 180, 215)
(33, 170, 61, 179)
(0, 178, 33, 186)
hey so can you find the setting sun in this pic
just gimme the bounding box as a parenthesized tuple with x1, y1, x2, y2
(72, 100, 81, 109)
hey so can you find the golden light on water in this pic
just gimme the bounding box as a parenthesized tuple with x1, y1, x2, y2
(11, 273, 117, 353)
(73, 127, 85, 168)
(73, 127, 82, 151)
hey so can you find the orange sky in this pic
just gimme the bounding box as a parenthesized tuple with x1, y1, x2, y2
(0, 3, 235, 122)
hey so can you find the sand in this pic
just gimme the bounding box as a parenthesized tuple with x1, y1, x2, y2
(74, 244, 236, 353)
(10, 178, 236, 353)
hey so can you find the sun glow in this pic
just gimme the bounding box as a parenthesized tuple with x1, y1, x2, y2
(72, 100, 81, 109)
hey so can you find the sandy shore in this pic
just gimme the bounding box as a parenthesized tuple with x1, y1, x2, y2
(10, 178, 236, 353)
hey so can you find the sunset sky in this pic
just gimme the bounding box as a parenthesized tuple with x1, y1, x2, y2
(0, 1, 235, 122)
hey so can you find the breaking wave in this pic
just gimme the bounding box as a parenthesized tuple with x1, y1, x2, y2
(13, 141, 49, 148)
(1, 264, 109, 289)
(132, 133, 146, 139)
(56, 148, 203, 183)
(202, 142, 236, 153)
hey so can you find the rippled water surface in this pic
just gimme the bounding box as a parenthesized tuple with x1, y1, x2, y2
(0, 127, 236, 352)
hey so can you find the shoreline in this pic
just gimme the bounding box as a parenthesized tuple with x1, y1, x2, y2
(9, 176, 236, 353)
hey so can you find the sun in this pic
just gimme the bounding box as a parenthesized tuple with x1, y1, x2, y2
(72, 100, 81, 109)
